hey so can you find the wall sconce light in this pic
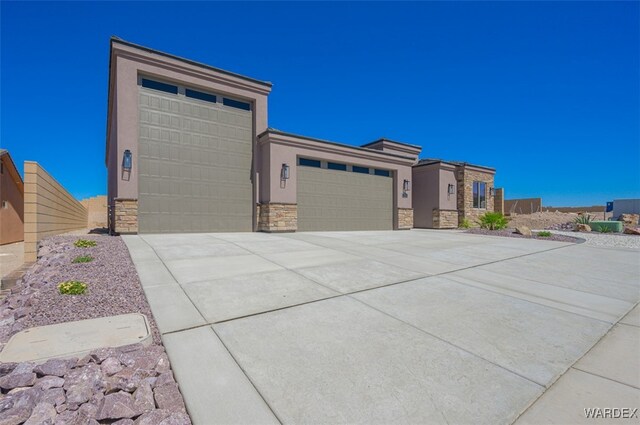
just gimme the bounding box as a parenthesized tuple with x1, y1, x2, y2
(489, 187, 495, 196)
(403, 179, 410, 192)
(122, 150, 132, 172)
(447, 184, 455, 195)
(281, 163, 290, 180)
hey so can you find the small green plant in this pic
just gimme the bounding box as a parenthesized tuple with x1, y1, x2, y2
(72, 255, 94, 263)
(74, 239, 97, 248)
(58, 281, 87, 295)
(574, 214, 592, 225)
(459, 218, 472, 229)
(537, 231, 552, 237)
(478, 212, 509, 230)
(598, 226, 613, 233)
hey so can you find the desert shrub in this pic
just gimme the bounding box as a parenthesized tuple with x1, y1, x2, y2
(574, 214, 592, 225)
(478, 212, 509, 230)
(459, 218, 472, 229)
(58, 281, 87, 295)
(74, 239, 97, 248)
(72, 255, 93, 263)
(537, 231, 552, 237)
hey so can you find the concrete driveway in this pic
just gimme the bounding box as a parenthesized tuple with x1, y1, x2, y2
(123, 230, 640, 424)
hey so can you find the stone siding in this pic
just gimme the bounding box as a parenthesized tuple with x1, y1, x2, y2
(495, 188, 504, 214)
(432, 209, 458, 229)
(457, 168, 495, 225)
(258, 203, 297, 232)
(397, 208, 413, 230)
(114, 198, 138, 234)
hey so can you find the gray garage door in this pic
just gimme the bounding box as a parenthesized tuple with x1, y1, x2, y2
(137, 82, 253, 233)
(297, 167, 393, 231)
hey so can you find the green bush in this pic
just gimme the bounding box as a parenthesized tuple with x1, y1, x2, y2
(58, 281, 87, 295)
(537, 231, 552, 237)
(574, 214, 593, 225)
(72, 255, 93, 263)
(459, 218, 472, 229)
(477, 212, 509, 230)
(590, 221, 623, 233)
(74, 239, 97, 248)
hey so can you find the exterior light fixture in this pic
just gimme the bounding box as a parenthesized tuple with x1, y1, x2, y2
(122, 150, 132, 172)
(403, 179, 410, 192)
(447, 184, 455, 195)
(489, 187, 495, 196)
(281, 163, 290, 180)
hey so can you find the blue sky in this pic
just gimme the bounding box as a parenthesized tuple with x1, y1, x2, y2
(2, 1, 638, 206)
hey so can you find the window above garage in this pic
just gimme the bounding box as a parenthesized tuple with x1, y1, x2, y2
(139, 76, 252, 111)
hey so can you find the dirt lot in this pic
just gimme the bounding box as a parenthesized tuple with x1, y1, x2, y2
(506, 211, 611, 230)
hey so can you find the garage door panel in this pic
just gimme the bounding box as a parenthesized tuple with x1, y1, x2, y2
(138, 87, 253, 233)
(297, 167, 393, 232)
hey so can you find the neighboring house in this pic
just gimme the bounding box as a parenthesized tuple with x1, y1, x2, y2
(0, 149, 24, 244)
(412, 159, 496, 229)
(105, 37, 494, 234)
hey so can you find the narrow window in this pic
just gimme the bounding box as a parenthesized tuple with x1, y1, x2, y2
(186, 88, 217, 104)
(473, 181, 487, 208)
(223, 98, 251, 111)
(352, 166, 370, 174)
(1, 201, 7, 209)
(0, 162, 3, 174)
(328, 162, 347, 171)
(299, 158, 321, 168)
(374, 169, 390, 177)
(141, 78, 178, 94)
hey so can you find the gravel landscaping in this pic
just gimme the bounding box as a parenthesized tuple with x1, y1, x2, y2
(0, 234, 192, 424)
(465, 228, 583, 243)
(541, 230, 640, 250)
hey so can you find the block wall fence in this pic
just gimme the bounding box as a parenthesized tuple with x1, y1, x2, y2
(24, 161, 88, 262)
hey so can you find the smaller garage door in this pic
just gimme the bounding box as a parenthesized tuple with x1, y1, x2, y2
(297, 165, 393, 231)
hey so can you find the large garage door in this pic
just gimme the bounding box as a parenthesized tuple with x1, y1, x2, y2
(297, 166, 393, 231)
(137, 80, 253, 233)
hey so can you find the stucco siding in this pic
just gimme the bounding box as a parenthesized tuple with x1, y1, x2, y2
(24, 162, 87, 262)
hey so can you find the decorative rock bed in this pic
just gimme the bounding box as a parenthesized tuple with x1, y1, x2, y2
(0, 235, 192, 424)
(465, 228, 583, 243)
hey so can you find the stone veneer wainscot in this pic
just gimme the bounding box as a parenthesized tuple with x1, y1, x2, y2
(397, 208, 414, 230)
(258, 203, 297, 232)
(432, 209, 458, 229)
(114, 198, 138, 234)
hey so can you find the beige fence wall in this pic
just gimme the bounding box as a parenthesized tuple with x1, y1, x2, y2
(24, 161, 88, 262)
(504, 197, 542, 215)
(81, 195, 108, 229)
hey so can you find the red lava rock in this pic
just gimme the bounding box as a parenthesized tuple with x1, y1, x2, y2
(154, 373, 175, 389)
(96, 391, 141, 420)
(35, 376, 65, 391)
(153, 384, 185, 411)
(34, 359, 69, 377)
(133, 381, 155, 414)
(134, 409, 171, 425)
(0, 406, 32, 425)
(24, 401, 56, 425)
(0, 362, 17, 377)
(41, 388, 65, 407)
(0, 372, 37, 390)
(63, 363, 103, 405)
(102, 356, 124, 376)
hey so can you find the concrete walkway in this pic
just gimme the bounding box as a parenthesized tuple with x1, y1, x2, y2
(123, 230, 640, 424)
